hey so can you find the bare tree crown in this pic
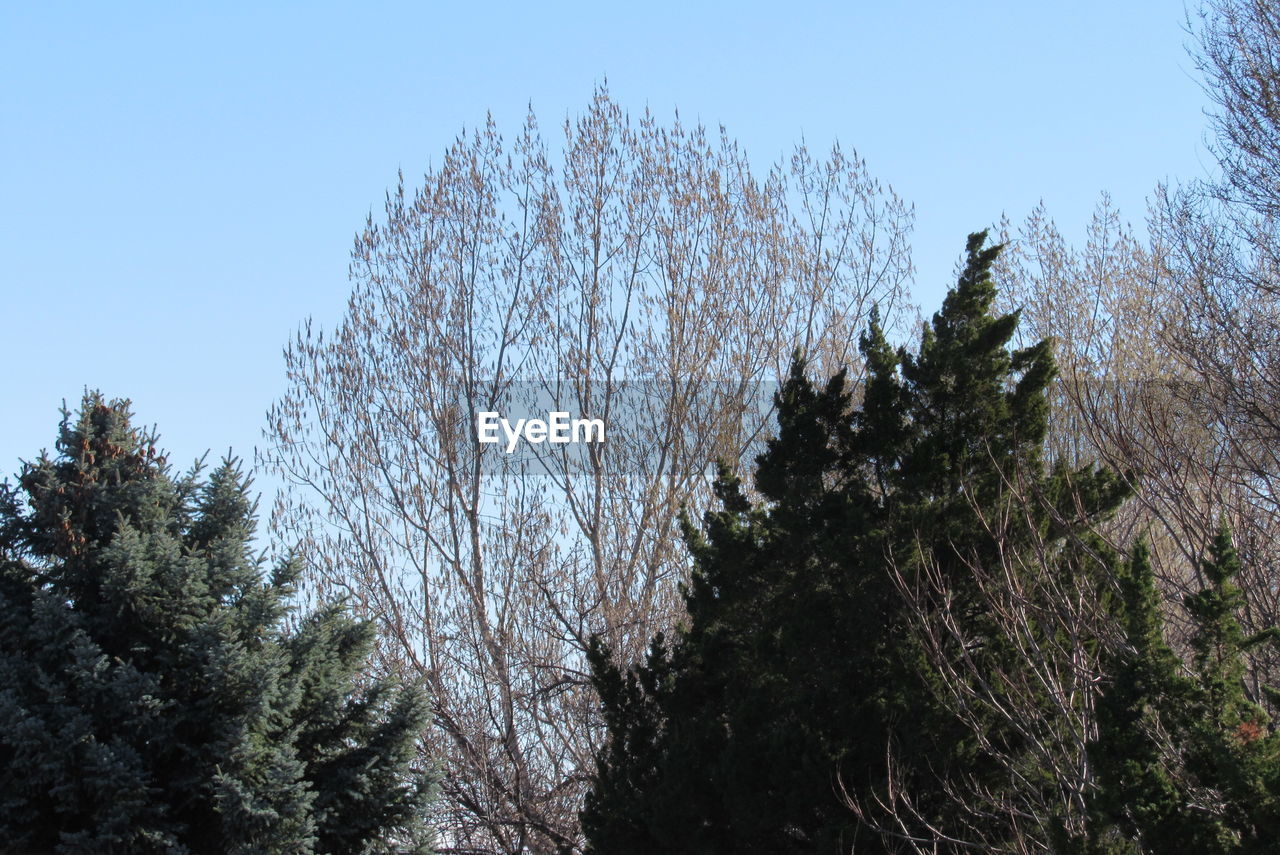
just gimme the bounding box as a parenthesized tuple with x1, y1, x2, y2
(263, 88, 914, 854)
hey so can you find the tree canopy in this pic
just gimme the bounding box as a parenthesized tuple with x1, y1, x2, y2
(0, 395, 436, 854)
(583, 233, 1129, 853)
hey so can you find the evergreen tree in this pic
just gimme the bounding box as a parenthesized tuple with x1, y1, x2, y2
(0, 395, 436, 854)
(1082, 542, 1197, 854)
(1086, 528, 1280, 854)
(583, 233, 1127, 853)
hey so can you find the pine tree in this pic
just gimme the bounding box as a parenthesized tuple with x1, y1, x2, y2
(0, 394, 436, 854)
(583, 233, 1128, 853)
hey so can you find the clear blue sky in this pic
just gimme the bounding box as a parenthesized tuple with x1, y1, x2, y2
(2, 2, 1210, 504)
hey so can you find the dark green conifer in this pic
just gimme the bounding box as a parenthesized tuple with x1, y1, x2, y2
(1083, 542, 1195, 854)
(1084, 527, 1280, 854)
(583, 233, 1127, 853)
(0, 395, 436, 854)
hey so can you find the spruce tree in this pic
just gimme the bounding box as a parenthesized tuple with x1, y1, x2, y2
(0, 395, 436, 854)
(583, 233, 1128, 853)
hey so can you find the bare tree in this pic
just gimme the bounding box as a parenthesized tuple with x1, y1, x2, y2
(995, 4, 1280, 690)
(870, 4, 1280, 838)
(263, 88, 913, 853)
(840, 450, 1128, 854)
(986, 53, 1280, 753)
(1192, 0, 1280, 218)
(836, 5, 1280, 847)
(993, 192, 1280, 716)
(993, 203, 1202, 576)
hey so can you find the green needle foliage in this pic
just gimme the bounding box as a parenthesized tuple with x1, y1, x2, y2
(1084, 528, 1280, 854)
(0, 394, 436, 854)
(583, 233, 1128, 853)
(1078, 542, 1197, 854)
